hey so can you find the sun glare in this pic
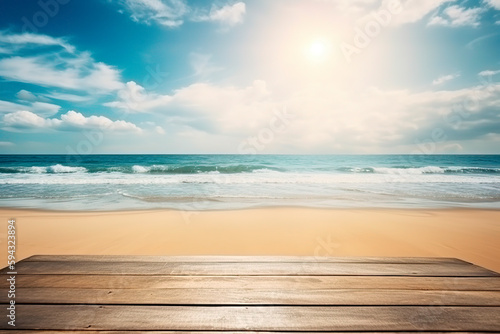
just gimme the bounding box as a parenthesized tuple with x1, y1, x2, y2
(306, 38, 331, 63)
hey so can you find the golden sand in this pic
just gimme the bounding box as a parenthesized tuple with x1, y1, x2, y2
(1, 208, 499, 272)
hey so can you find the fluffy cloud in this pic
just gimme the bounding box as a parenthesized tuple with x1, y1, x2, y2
(0, 99, 60, 117)
(16, 89, 38, 102)
(484, 0, 500, 10)
(432, 73, 460, 85)
(193, 2, 246, 27)
(3, 110, 61, 129)
(118, 0, 246, 28)
(277, 83, 500, 153)
(119, 0, 188, 27)
(0, 31, 124, 94)
(3, 110, 141, 133)
(46, 66, 500, 152)
(106, 80, 274, 133)
(30, 102, 61, 117)
(104, 81, 162, 112)
(59, 110, 141, 132)
(0, 100, 30, 114)
(428, 5, 485, 27)
(0, 56, 123, 93)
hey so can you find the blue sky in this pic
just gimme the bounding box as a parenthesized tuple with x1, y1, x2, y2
(0, 0, 499, 154)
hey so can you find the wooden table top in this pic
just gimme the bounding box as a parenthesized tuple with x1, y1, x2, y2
(1, 255, 500, 332)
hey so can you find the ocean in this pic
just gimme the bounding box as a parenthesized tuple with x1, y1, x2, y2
(0, 154, 499, 211)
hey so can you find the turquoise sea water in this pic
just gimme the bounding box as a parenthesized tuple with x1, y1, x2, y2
(0, 154, 499, 210)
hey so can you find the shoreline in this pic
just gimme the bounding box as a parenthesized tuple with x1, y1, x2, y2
(1, 204, 500, 213)
(1, 207, 500, 273)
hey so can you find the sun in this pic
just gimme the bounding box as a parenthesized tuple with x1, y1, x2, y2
(306, 38, 332, 63)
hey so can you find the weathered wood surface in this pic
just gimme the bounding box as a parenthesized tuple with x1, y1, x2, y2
(4, 274, 500, 290)
(3, 260, 497, 276)
(1, 256, 499, 332)
(24, 255, 469, 264)
(2, 287, 500, 306)
(3, 332, 498, 334)
(2, 305, 499, 331)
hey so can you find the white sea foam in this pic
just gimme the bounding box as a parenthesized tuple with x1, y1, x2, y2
(132, 165, 150, 173)
(372, 166, 445, 175)
(1, 171, 499, 185)
(25, 166, 47, 173)
(48, 164, 87, 173)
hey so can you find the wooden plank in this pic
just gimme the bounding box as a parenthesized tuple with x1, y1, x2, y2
(1, 332, 497, 334)
(23, 255, 469, 265)
(3, 260, 497, 276)
(4, 288, 500, 306)
(3, 332, 497, 334)
(5, 274, 500, 290)
(2, 305, 499, 331)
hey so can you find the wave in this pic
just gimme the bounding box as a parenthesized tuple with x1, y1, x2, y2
(0, 164, 87, 174)
(0, 164, 281, 174)
(338, 166, 500, 175)
(1, 163, 499, 176)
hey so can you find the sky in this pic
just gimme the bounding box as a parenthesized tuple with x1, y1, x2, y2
(0, 0, 499, 154)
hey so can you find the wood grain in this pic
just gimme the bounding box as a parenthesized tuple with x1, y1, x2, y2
(4, 261, 497, 276)
(4, 274, 500, 290)
(3, 305, 499, 331)
(3, 287, 500, 306)
(23, 255, 469, 264)
(3, 255, 499, 333)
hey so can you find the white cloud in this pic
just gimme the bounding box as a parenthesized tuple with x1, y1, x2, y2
(3, 110, 141, 133)
(0, 31, 75, 53)
(59, 110, 141, 132)
(120, 0, 188, 27)
(106, 80, 272, 135)
(118, 1, 246, 28)
(0, 98, 60, 117)
(103, 76, 500, 152)
(193, 2, 246, 27)
(428, 5, 484, 27)
(104, 81, 161, 113)
(0, 141, 14, 147)
(44, 92, 92, 102)
(0, 56, 123, 93)
(15, 89, 51, 103)
(3, 110, 61, 129)
(0, 31, 124, 94)
(0, 100, 33, 113)
(30, 102, 61, 117)
(382, 0, 454, 26)
(484, 0, 500, 10)
(16, 89, 37, 102)
(479, 69, 500, 76)
(432, 73, 459, 85)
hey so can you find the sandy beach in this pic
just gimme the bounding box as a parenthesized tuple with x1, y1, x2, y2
(1, 207, 499, 273)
